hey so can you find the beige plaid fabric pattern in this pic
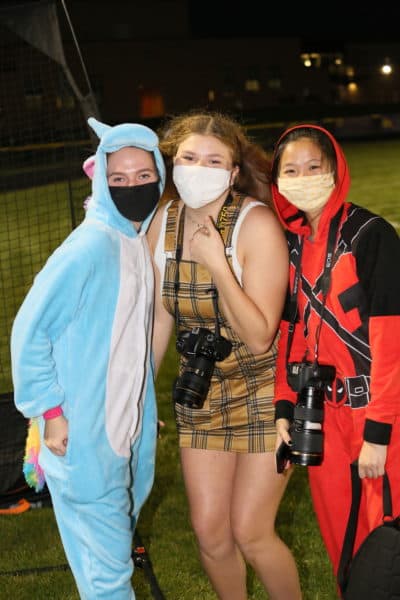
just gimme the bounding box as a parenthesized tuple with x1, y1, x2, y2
(162, 196, 278, 452)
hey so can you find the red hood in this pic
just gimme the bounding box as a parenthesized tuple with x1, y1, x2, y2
(271, 124, 351, 240)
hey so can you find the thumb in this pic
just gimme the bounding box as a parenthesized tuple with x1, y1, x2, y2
(205, 215, 216, 229)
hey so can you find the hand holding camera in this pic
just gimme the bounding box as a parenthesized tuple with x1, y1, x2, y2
(276, 361, 336, 472)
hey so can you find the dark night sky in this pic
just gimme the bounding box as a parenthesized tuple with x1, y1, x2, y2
(7, 0, 400, 40)
(187, 2, 400, 43)
(11, 0, 400, 47)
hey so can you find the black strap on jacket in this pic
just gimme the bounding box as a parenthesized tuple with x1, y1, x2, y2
(285, 206, 344, 366)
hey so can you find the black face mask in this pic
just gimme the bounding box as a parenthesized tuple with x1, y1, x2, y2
(109, 181, 160, 222)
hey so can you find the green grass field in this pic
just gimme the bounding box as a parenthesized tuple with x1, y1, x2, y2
(0, 178, 87, 393)
(0, 138, 399, 599)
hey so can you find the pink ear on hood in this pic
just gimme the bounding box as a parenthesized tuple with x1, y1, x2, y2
(82, 155, 95, 179)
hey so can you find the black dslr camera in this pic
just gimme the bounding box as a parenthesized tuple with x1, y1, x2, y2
(283, 361, 336, 467)
(173, 326, 232, 409)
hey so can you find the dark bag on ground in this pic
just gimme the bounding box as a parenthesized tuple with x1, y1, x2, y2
(0, 393, 51, 513)
(337, 462, 400, 599)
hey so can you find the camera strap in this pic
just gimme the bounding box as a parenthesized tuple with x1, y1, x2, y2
(173, 193, 243, 338)
(286, 205, 344, 365)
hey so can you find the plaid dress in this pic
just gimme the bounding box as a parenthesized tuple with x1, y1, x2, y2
(161, 194, 278, 452)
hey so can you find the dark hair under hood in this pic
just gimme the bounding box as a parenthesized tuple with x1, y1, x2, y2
(271, 124, 351, 241)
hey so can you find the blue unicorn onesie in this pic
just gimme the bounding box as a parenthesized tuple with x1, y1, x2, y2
(11, 117, 165, 599)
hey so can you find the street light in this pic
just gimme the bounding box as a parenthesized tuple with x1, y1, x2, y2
(381, 58, 393, 75)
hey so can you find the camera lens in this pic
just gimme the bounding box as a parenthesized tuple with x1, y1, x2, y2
(290, 385, 324, 466)
(290, 428, 323, 466)
(173, 327, 232, 409)
(173, 355, 214, 409)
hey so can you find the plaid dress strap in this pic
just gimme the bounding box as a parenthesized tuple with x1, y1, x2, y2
(164, 198, 180, 255)
(163, 193, 245, 255)
(217, 193, 245, 249)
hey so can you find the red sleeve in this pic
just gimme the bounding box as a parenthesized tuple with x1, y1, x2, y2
(356, 219, 400, 431)
(365, 315, 400, 424)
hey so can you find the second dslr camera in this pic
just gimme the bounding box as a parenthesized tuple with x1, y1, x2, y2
(173, 326, 232, 409)
(285, 361, 336, 467)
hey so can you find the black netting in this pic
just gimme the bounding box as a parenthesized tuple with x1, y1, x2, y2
(0, 1, 99, 494)
(0, 1, 98, 395)
(0, 393, 28, 494)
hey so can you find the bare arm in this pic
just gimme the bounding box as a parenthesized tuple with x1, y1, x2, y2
(189, 204, 289, 354)
(151, 256, 174, 375)
(147, 207, 175, 376)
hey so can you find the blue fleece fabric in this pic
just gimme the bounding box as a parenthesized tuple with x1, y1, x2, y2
(11, 117, 165, 599)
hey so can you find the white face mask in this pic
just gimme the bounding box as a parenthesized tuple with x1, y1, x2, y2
(277, 173, 335, 213)
(172, 165, 231, 209)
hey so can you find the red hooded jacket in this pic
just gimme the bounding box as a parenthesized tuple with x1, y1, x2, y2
(271, 124, 400, 444)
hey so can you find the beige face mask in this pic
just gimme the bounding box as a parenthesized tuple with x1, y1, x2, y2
(277, 173, 335, 212)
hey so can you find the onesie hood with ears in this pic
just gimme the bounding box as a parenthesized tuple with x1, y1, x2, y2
(86, 117, 166, 237)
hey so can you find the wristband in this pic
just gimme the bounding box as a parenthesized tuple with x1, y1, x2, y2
(43, 406, 63, 420)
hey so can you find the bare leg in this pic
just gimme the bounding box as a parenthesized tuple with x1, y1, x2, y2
(232, 452, 302, 600)
(180, 448, 247, 600)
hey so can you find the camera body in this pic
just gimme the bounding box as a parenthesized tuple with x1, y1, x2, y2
(286, 361, 336, 466)
(173, 326, 232, 409)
